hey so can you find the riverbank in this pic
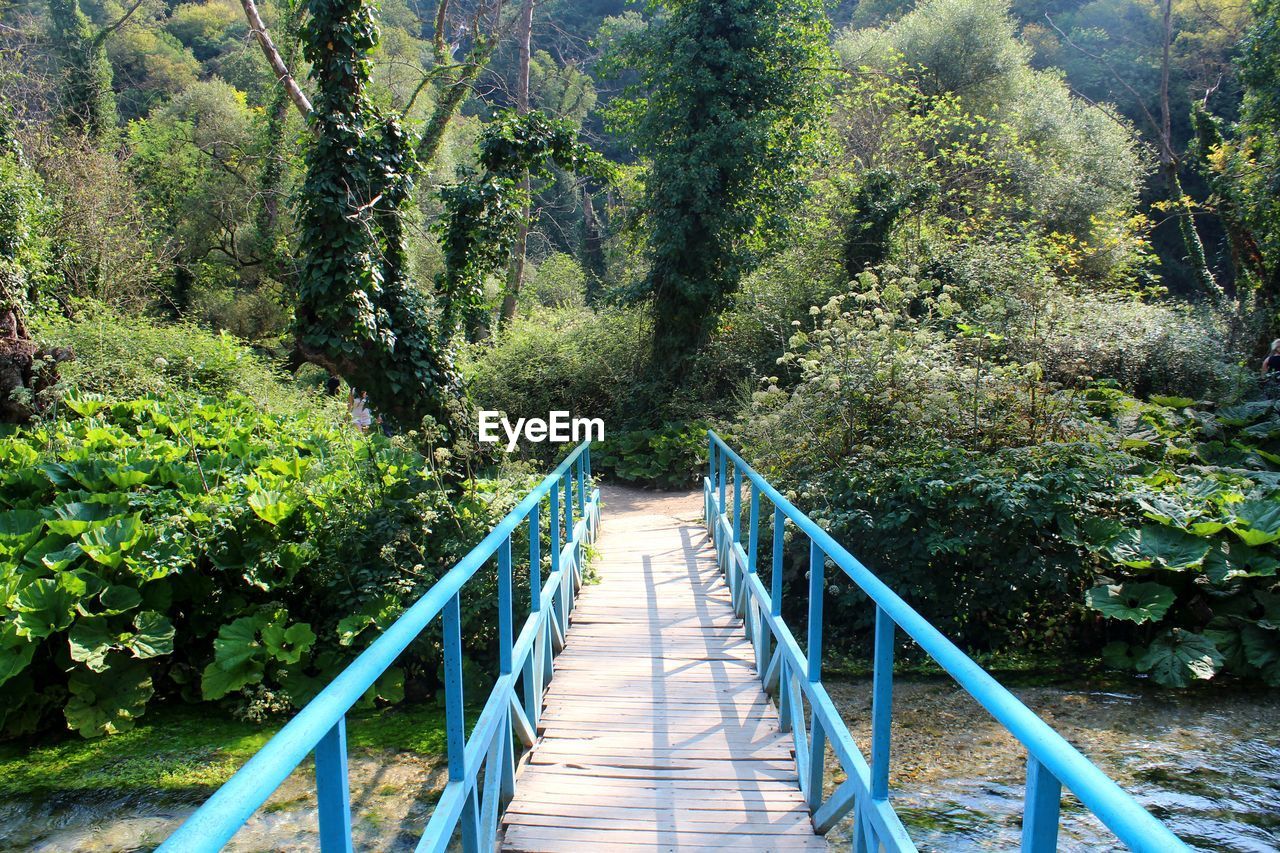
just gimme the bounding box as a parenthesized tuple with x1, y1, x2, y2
(0, 704, 451, 851)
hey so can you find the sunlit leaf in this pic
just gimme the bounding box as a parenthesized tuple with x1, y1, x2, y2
(1137, 629, 1224, 688)
(1086, 582, 1175, 624)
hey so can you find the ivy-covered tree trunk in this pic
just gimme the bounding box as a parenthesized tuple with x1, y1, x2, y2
(620, 0, 830, 387)
(295, 0, 464, 436)
(47, 0, 116, 139)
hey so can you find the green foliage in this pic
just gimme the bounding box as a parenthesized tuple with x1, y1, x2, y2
(0, 124, 48, 319)
(596, 422, 709, 488)
(463, 305, 649, 436)
(295, 0, 463, 434)
(0, 392, 526, 737)
(435, 110, 612, 338)
(31, 304, 314, 414)
(609, 0, 833, 382)
(1081, 391, 1280, 687)
(834, 10, 1145, 275)
(47, 0, 116, 137)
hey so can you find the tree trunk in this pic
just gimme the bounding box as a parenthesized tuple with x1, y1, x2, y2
(582, 187, 605, 303)
(498, 0, 535, 328)
(1158, 0, 1222, 301)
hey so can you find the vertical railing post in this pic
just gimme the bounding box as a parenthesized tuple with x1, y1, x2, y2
(747, 484, 760, 574)
(771, 506, 784, 618)
(562, 471, 573, 549)
(549, 488, 561, 576)
(718, 447, 727, 518)
(443, 593, 465, 782)
(1021, 756, 1062, 853)
(314, 717, 353, 853)
(529, 506, 541, 611)
(807, 539, 823, 682)
(524, 505, 541, 727)
(576, 452, 585, 516)
(732, 465, 742, 543)
(708, 433, 715, 488)
(871, 605, 894, 801)
(498, 536, 513, 675)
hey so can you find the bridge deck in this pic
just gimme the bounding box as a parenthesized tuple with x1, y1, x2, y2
(500, 487, 827, 852)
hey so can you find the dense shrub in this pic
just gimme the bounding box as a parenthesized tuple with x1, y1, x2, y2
(31, 303, 315, 414)
(0, 394, 536, 738)
(758, 442, 1123, 653)
(1023, 294, 1252, 401)
(595, 421, 709, 488)
(463, 305, 650, 435)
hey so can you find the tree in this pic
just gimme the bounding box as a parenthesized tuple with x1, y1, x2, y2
(498, 0, 536, 329)
(1191, 0, 1280, 327)
(836, 0, 1145, 278)
(1040, 0, 1252, 299)
(614, 0, 831, 385)
(47, 0, 117, 137)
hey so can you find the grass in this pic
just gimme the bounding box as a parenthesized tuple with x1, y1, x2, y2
(0, 702, 451, 799)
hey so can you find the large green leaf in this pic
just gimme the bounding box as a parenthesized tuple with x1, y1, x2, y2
(99, 584, 142, 615)
(1137, 629, 1224, 687)
(125, 611, 174, 659)
(211, 616, 262, 671)
(200, 658, 264, 700)
(78, 515, 145, 569)
(68, 617, 114, 672)
(1240, 623, 1280, 685)
(13, 577, 79, 639)
(39, 542, 84, 572)
(1204, 541, 1280, 584)
(44, 502, 120, 537)
(248, 490, 296, 526)
(0, 621, 35, 687)
(104, 463, 158, 489)
(1086, 582, 1176, 624)
(0, 510, 44, 559)
(1106, 525, 1210, 571)
(261, 620, 315, 665)
(64, 660, 154, 738)
(1217, 401, 1273, 426)
(1228, 500, 1280, 547)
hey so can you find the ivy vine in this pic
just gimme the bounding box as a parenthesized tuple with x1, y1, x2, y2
(435, 110, 613, 339)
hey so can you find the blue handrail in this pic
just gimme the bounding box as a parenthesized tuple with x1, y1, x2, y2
(160, 442, 600, 853)
(705, 430, 1189, 853)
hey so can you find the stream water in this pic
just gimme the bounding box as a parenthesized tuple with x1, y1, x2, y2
(826, 678, 1280, 851)
(0, 679, 1275, 851)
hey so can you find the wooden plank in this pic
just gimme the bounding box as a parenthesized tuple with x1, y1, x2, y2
(505, 802, 809, 823)
(502, 825, 829, 851)
(503, 812, 818, 835)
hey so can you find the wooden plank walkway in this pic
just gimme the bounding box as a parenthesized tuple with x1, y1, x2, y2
(500, 487, 828, 852)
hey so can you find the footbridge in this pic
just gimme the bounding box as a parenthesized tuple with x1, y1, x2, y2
(159, 434, 1189, 852)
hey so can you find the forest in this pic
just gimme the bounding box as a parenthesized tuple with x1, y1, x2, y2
(0, 0, 1279, 846)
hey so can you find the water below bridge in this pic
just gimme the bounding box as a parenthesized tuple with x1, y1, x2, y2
(2, 488, 1277, 852)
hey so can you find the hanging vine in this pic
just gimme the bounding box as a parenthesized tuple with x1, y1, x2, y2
(435, 110, 613, 339)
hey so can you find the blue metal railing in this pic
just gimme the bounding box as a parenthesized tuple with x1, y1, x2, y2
(705, 430, 1189, 853)
(161, 442, 600, 853)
